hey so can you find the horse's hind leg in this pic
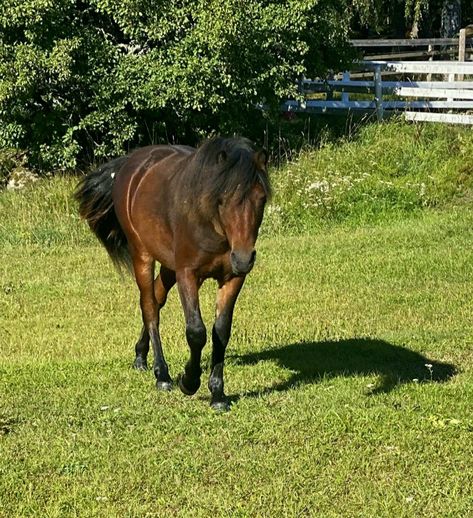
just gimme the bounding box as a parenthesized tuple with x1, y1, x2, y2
(133, 266, 176, 371)
(133, 257, 174, 390)
(133, 326, 150, 370)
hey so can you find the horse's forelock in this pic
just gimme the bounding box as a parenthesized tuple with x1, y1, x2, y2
(181, 137, 270, 217)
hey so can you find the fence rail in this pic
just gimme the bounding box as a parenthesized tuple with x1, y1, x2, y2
(351, 32, 473, 63)
(361, 60, 473, 74)
(284, 55, 473, 125)
(350, 38, 471, 47)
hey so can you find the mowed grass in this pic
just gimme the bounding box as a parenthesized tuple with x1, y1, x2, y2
(1, 172, 473, 516)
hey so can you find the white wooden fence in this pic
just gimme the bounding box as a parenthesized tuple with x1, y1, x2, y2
(351, 32, 473, 62)
(283, 60, 473, 125)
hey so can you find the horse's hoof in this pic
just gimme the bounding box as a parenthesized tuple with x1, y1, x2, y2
(133, 358, 148, 371)
(210, 400, 231, 412)
(178, 375, 201, 396)
(156, 380, 173, 391)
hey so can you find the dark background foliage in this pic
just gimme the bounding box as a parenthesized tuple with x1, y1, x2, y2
(0, 0, 353, 171)
(0, 0, 471, 172)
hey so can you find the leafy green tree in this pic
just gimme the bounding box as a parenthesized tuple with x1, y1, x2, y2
(0, 0, 353, 172)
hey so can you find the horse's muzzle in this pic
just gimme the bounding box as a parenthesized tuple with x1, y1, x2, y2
(230, 249, 256, 275)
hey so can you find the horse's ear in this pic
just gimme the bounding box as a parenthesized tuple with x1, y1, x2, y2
(217, 150, 227, 164)
(254, 149, 268, 169)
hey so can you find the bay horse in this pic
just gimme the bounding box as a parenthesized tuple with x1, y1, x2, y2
(75, 138, 271, 411)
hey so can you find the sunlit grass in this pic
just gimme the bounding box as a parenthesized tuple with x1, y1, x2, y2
(263, 120, 473, 234)
(2, 206, 473, 516)
(2, 121, 473, 516)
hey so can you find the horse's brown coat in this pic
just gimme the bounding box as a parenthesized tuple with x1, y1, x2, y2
(76, 137, 270, 410)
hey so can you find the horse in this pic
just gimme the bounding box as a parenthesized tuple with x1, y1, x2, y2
(75, 137, 271, 411)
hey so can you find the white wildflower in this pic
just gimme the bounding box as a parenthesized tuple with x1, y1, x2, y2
(307, 179, 330, 193)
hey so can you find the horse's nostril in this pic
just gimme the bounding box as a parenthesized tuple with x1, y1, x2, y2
(230, 250, 255, 274)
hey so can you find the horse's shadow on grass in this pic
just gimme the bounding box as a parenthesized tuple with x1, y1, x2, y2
(232, 338, 456, 398)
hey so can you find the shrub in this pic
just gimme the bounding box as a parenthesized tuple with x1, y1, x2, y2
(0, 0, 354, 172)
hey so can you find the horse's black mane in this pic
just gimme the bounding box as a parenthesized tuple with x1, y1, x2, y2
(178, 137, 271, 216)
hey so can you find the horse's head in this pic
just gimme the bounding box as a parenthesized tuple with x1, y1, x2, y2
(218, 149, 270, 276)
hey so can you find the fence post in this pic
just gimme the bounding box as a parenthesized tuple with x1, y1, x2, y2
(297, 75, 304, 95)
(374, 65, 383, 121)
(458, 28, 466, 80)
(427, 44, 433, 81)
(342, 71, 350, 105)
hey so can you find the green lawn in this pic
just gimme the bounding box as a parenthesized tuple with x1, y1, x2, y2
(1, 179, 473, 516)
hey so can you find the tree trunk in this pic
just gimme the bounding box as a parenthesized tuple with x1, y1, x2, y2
(440, 0, 462, 38)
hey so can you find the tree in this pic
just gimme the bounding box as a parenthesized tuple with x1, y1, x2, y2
(0, 0, 353, 172)
(440, 0, 462, 37)
(351, 0, 472, 37)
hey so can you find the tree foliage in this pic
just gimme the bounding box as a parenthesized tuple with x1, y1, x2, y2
(0, 0, 353, 171)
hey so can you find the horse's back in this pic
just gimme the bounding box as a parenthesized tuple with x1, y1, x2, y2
(112, 145, 195, 269)
(119, 145, 193, 181)
(113, 144, 194, 205)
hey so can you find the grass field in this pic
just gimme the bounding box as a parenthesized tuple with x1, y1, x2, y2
(1, 122, 473, 516)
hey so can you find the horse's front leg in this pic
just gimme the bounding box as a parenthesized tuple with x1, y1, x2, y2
(209, 276, 245, 411)
(133, 256, 173, 390)
(176, 269, 206, 397)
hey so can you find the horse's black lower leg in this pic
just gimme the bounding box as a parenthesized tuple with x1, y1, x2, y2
(134, 327, 170, 384)
(208, 277, 244, 411)
(133, 326, 149, 370)
(134, 259, 173, 390)
(179, 319, 206, 395)
(150, 326, 172, 390)
(176, 270, 206, 396)
(208, 321, 230, 411)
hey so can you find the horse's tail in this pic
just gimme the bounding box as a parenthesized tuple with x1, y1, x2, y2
(74, 156, 132, 272)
